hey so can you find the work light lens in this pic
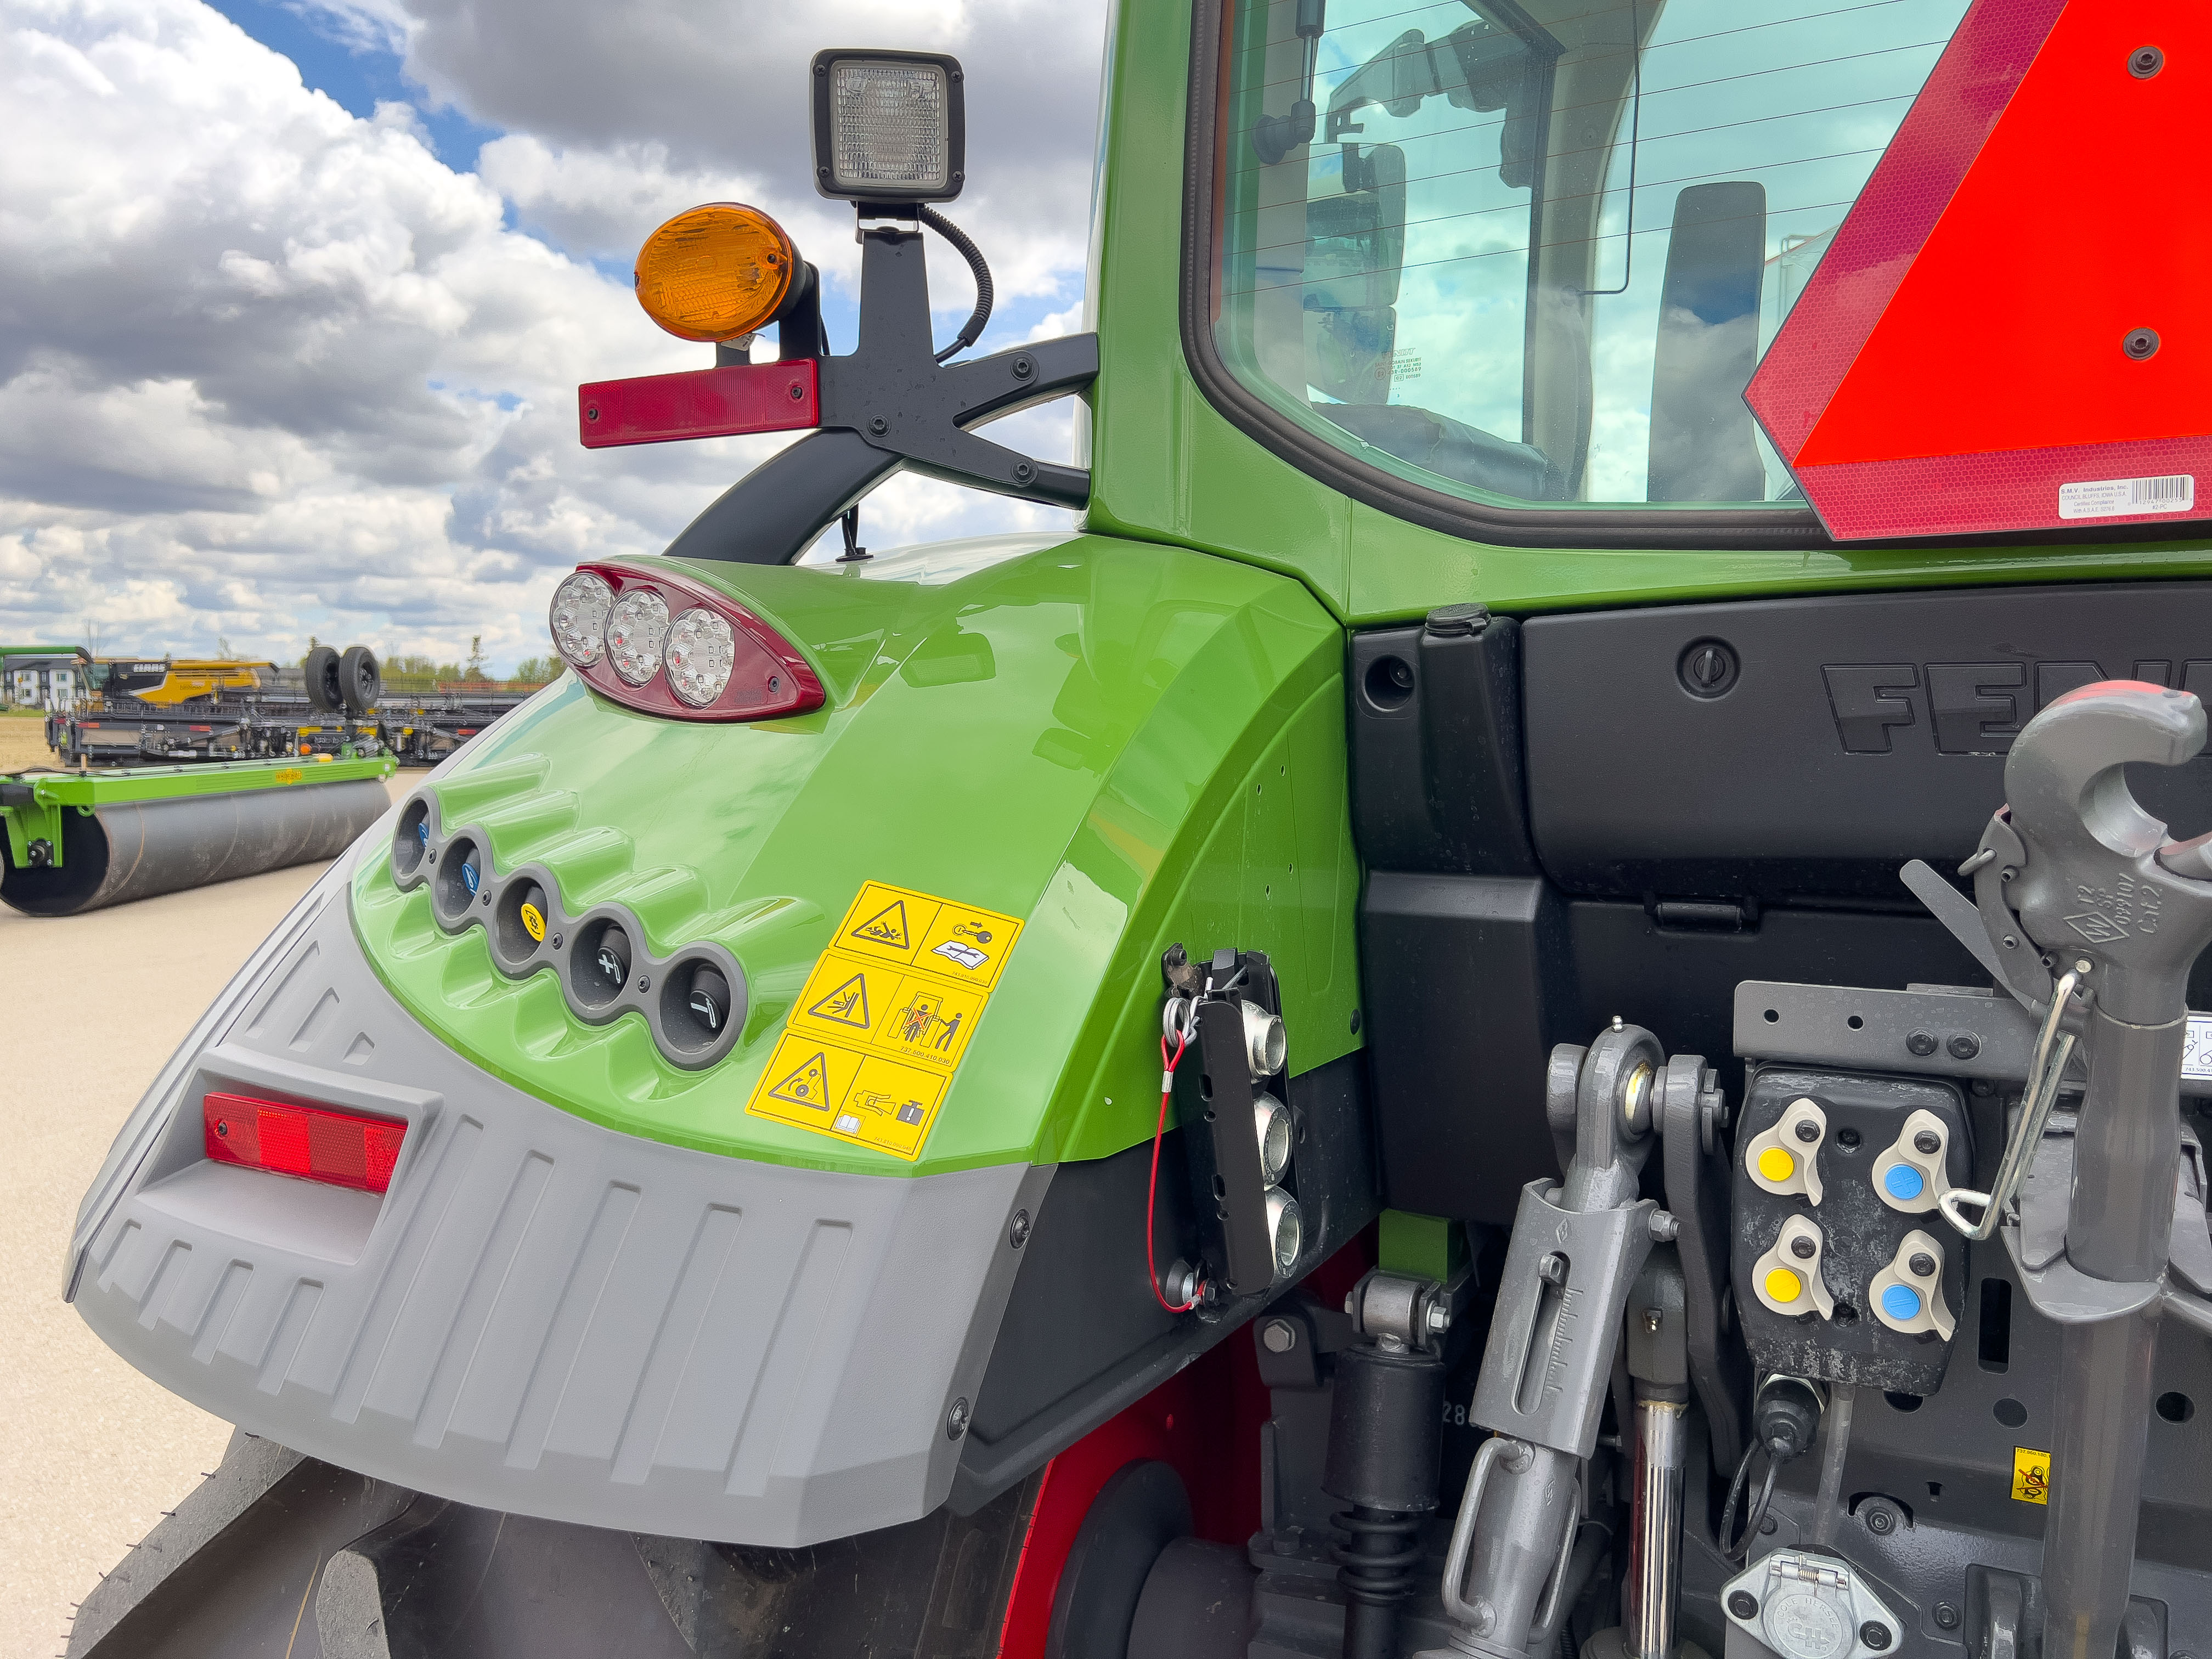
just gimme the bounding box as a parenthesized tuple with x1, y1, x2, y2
(608, 589, 671, 686)
(633, 203, 796, 343)
(550, 571, 613, 666)
(664, 607, 736, 707)
(828, 58, 951, 194)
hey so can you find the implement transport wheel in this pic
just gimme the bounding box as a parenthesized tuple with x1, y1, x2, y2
(338, 645, 381, 716)
(304, 645, 341, 713)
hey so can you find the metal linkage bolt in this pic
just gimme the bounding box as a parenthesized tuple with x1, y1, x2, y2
(1947, 1033, 1981, 1060)
(1538, 1252, 1567, 1286)
(1863, 1503, 1897, 1536)
(1261, 1318, 1298, 1353)
(1907, 1030, 1938, 1057)
(1011, 354, 1036, 380)
(1915, 1130, 1942, 1154)
(1934, 1605, 1962, 1631)
(1728, 1592, 1759, 1620)
(1795, 1119, 1821, 1142)
(1861, 1624, 1893, 1651)
(1792, 1236, 1816, 1260)
(1910, 1252, 1937, 1278)
(1426, 1300, 1452, 1335)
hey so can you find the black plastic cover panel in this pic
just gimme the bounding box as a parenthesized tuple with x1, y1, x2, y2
(1522, 582, 2212, 900)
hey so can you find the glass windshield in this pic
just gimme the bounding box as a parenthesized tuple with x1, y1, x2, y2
(1212, 0, 1972, 509)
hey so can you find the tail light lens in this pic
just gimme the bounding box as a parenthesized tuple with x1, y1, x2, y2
(203, 1092, 407, 1194)
(548, 562, 825, 721)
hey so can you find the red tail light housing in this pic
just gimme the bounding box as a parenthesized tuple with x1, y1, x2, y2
(203, 1092, 407, 1194)
(550, 561, 825, 722)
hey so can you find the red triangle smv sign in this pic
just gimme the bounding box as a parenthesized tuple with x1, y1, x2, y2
(1746, 0, 2209, 541)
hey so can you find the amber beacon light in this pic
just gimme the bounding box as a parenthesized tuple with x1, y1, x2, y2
(632, 202, 798, 343)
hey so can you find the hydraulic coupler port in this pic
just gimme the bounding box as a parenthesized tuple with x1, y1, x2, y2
(1751, 1216, 1835, 1319)
(1743, 1097, 1826, 1203)
(1869, 1230, 1954, 1338)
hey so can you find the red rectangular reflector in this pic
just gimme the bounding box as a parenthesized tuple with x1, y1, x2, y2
(202, 1092, 406, 1194)
(578, 359, 820, 449)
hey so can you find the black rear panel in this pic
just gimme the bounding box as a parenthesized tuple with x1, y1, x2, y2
(1355, 582, 2212, 1224)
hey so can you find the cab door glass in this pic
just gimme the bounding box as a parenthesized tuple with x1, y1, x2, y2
(1213, 0, 1973, 509)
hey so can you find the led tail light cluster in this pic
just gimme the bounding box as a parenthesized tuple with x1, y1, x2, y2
(203, 1091, 406, 1194)
(549, 563, 824, 721)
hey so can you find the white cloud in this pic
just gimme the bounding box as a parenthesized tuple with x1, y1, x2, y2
(0, 0, 1102, 670)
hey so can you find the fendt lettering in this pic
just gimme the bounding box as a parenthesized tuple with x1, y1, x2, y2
(1826, 659, 2212, 754)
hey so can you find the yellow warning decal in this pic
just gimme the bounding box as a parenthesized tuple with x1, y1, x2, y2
(273, 767, 304, 785)
(2012, 1446, 2051, 1505)
(747, 881, 1024, 1159)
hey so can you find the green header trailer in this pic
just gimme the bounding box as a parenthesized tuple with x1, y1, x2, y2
(53, 5, 2212, 1659)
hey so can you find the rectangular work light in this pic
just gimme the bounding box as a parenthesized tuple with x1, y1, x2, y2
(810, 49, 966, 204)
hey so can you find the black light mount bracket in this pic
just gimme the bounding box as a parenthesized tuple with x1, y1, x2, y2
(663, 218, 1096, 566)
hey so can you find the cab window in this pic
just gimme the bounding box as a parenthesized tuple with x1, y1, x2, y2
(1210, 0, 1972, 510)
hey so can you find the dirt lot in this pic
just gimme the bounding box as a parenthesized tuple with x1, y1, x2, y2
(0, 773, 409, 1658)
(0, 713, 55, 774)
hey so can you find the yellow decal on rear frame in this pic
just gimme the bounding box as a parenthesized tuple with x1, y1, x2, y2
(747, 880, 1024, 1159)
(2012, 1446, 2051, 1504)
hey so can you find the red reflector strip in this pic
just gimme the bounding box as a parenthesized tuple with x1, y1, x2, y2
(202, 1091, 406, 1194)
(578, 359, 820, 449)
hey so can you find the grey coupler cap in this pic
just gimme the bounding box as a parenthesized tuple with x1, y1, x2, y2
(68, 847, 1051, 1547)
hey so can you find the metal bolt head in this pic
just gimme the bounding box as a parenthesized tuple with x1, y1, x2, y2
(1643, 1308, 1663, 1334)
(1947, 1032, 1981, 1060)
(1012, 354, 1036, 379)
(1861, 1624, 1893, 1651)
(945, 1397, 970, 1441)
(868, 416, 889, 435)
(786, 381, 805, 402)
(1426, 1301, 1452, 1335)
(1728, 1592, 1760, 1621)
(1261, 1318, 1297, 1353)
(637, 975, 650, 992)
(1795, 1119, 1820, 1143)
(550, 934, 562, 949)
(1863, 1504, 1897, 1536)
(1008, 1209, 1031, 1250)
(1910, 1252, 1937, 1278)
(2124, 328, 2162, 360)
(1914, 1130, 1942, 1155)
(1538, 1251, 1566, 1286)
(1906, 1030, 1938, 1057)
(1791, 1235, 1816, 1260)
(2129, 44, 2164, 78)
(1935, 1605, 1962, 1631)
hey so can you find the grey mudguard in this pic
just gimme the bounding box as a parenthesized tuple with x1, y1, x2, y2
(67, 848, 1052, 1548)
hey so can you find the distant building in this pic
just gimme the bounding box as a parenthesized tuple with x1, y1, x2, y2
(1, 646, 92, 710)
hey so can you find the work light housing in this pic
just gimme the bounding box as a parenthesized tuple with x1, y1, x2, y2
(810, 49, 966, 204)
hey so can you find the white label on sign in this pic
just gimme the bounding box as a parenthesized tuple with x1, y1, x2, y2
(2057, 475, 2193, 520)
(2185, 1013, 2212, 1084)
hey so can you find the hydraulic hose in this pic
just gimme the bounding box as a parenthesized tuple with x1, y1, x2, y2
(919, 206, 994, 363)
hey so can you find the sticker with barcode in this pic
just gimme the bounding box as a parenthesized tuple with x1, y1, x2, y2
(2057, 474, 2194, 520)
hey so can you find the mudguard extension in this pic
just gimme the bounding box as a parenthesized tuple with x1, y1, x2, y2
(67, 854, 1049, 1547)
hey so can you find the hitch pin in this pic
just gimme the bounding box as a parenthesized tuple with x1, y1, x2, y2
(1939, 969, 2081, 1242)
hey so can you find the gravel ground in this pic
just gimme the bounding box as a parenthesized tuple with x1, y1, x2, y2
(0, 774, 409, 1659)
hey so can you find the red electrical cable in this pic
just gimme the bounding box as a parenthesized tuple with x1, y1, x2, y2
(1146, 1028, 1201, 1313)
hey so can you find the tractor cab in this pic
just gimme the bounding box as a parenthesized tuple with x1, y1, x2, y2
(57, 5, 2212, 1659)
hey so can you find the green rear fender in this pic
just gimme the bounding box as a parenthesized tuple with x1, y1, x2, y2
(351, 532, 1362, 1177)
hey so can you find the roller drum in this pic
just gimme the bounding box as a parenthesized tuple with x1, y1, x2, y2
(2, 777, 390, 916)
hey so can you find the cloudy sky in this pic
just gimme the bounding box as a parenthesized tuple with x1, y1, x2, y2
(1, 0, 1106, 672)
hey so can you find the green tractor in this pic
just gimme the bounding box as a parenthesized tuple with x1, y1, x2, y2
(63, 4, 2212, 1658)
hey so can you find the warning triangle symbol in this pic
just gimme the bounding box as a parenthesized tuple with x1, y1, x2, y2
(767, 1051, 834, 1111)
(806, 973, 872, 1029)
(849, 900, 910, 949)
